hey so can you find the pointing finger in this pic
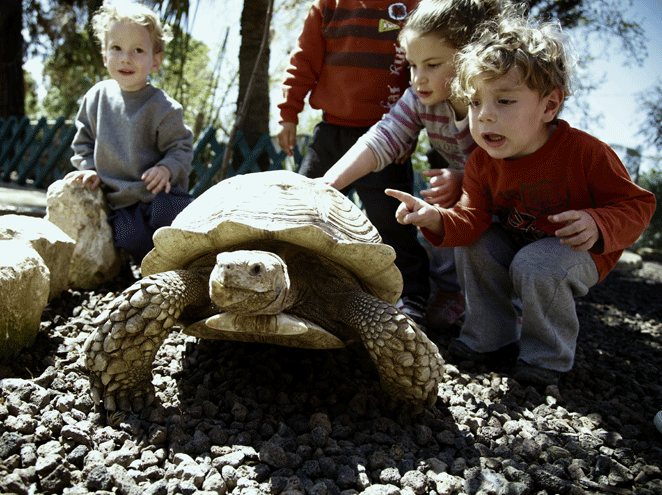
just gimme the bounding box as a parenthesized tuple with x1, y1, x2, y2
(385, 188, 417, 209)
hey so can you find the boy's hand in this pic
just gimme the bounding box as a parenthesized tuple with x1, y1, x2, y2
(65, 169, 101, 190)
(278, 122, 297, 156)
(142, 165, 171, 194)
(549, 210, 599, 251)
(420, 169, 464, 208)
(385, 188, 444, 234)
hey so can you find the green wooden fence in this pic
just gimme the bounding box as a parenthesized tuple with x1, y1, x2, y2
(0, 117, 76, 189)
(1, 117, 429, 199)
(0, 117, 309, 196)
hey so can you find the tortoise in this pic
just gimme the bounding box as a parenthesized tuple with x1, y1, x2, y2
(83, 170, 444, 411)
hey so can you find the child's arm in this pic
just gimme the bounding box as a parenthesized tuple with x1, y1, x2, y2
(155, 106, 194, 192)
(278, 122, 297, 157)
(70, 93, 97, 176)
(324, 89, 424, 190)
(562, 142, 656, 255)
(322, 142, 379, 190)
(277, 2, 325, 155)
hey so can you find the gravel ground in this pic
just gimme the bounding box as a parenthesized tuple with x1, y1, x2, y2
(1, 260, 661, 495)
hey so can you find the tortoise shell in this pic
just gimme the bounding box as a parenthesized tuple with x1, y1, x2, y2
(141, 170, 403, 304)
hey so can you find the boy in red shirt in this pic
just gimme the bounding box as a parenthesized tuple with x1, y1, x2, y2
(386, 13, 656, 385)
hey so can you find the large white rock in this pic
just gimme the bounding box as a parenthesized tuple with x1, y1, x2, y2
(0, 214, 75, 300)
(0, 239, 50, 360)
(46, 179, 121, 289)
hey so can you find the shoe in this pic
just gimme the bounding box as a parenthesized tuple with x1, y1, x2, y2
(427, 290, 465, 329)
(512, 361, 561, 386)
(447, 339, 486, 362)
(396, 295, 428, 329)
(654, 411, 662, 434)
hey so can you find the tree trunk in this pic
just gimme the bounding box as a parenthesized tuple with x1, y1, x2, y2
(0, 0, 25, 117)
(236, 0, 271, 170)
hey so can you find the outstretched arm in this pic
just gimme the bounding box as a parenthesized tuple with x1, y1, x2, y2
(385, 188, 445, 237)
(322, 142, 379, 191)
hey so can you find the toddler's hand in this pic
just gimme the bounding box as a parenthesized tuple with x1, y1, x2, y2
(277, 122, 297, 156)
(142, 165, 171, 194)
(385, 188, 443, 234)
(420, 168, 464, 207)
(549, 210, 599, 251)
(65, 169, 101, 190)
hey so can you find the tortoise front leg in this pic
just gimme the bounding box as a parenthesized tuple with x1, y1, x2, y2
(340, 293, 445, 407)
(83, 269, 209, 412)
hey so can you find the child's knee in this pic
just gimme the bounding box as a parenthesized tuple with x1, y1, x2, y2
(111, 206, 154, 261)
(150, 191, 193, 227)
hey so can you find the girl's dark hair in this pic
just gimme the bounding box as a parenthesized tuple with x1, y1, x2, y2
(399, 0, 509, 49)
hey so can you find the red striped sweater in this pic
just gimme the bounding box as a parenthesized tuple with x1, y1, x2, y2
(278, 0, 418, 128)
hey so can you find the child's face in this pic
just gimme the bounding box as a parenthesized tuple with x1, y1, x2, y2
(402, 33, 457, 106)
(468, 68, 561, 160)
(103, 21, 162, 92)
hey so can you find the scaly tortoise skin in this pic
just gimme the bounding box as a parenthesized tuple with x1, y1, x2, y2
(83, 170, 444, 411)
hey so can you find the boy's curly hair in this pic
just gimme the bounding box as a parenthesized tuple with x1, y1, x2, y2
(91, 1, 173, 54)
(453, 10, 573, 112)
(399, 0, 509, 49)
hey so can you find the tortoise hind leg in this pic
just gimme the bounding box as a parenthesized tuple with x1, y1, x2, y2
(341, 293, 444, 406)
(83, 269, 209, 412)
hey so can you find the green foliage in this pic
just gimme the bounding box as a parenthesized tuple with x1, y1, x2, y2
(154, 33, 219, 138)
(634, 168, 662, 251)
(40, 28, 105, 119)
(23, 71, 39, 116)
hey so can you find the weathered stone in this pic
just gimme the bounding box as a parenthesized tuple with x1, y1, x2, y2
(614, 250, 643, 272)
(0, 239, 50, 359)
(46, 179, 121, 289)
(0, 214, 75, 300)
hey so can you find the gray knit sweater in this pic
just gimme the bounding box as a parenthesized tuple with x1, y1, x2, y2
(71, 80, 193, 209)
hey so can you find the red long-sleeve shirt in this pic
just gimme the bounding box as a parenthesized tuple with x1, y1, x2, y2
(278, 0, 418, 127)
(423, 120, 656, 281)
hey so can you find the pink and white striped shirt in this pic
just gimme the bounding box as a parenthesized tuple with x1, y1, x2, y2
(359, 87, 476, 171)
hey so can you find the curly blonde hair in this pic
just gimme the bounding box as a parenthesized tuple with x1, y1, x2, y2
(453, 11, 573, 112)
(91, 1, 173, 54)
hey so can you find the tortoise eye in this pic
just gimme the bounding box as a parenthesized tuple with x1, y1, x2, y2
(250, 264, 262, 276)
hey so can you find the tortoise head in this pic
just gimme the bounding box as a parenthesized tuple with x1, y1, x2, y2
(209, 250, 291, 315)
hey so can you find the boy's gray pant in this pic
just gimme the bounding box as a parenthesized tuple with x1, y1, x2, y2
(455, 225, 599, 372)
